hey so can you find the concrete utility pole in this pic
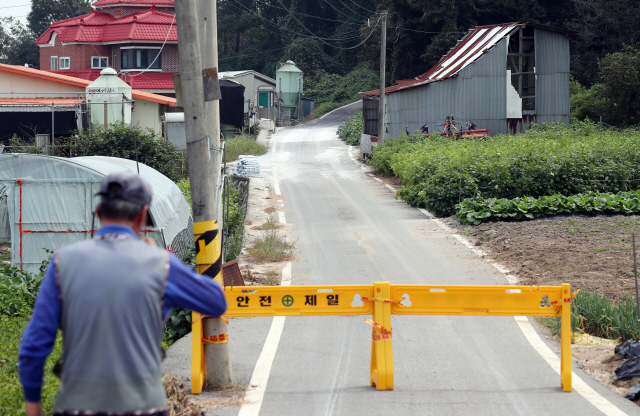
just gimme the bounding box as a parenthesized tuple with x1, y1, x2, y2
(175, 0, 232, 387)
(197, 0, 232, 386)
(378, 12, 387, 144)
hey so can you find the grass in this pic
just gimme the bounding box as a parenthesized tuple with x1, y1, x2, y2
(264, 207, 277, 214)
(0, 315, 63, 414)
(246, 230, 294, 263)
(303, 101, 353, 122)
(258, 218, 281, 230)
(224, 135, 267, 162)
(537, 290, 640, 341)
(263, 270, 281, 286)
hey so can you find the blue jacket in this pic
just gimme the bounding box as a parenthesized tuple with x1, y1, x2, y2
(19, 224, 227, 403)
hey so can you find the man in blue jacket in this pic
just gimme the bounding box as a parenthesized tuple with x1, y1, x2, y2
(19, 171, 227, 416)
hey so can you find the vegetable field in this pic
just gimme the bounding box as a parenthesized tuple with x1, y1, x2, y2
(371, 122, 640, 217)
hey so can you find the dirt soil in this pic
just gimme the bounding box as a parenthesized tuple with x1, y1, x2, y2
(447, 215, 640, 300)
(573, 345, 640, 405)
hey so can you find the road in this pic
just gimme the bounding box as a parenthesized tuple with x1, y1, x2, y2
(170, 102, 639, 415)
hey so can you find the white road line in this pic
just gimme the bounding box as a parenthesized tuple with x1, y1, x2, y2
(385, 184, 396, 192)
(238, 155, 292, 416)
(515, 316, 627, 416)
(415, 206, 626, 415)
(373, 177, 383, 183)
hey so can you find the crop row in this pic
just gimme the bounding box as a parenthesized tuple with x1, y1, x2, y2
(370, 121, 640, 216)
(456, 190, 640, 225)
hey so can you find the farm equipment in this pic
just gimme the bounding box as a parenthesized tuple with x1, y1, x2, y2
(430, 114, 489, 138)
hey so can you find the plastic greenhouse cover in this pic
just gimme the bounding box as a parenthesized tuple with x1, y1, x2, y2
(0, 154, 191, 273)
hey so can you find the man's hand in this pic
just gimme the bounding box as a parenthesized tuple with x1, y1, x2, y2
(142, 236, 158, 247)
(25, 401, 43, 416)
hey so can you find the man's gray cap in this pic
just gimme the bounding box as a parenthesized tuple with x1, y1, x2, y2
(98, 171, 152, 206)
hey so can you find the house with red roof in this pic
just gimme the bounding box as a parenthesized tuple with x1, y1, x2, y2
(35, 0, 178, 94)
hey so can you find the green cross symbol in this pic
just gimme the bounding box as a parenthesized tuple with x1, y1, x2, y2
(282, 295, 294, 307)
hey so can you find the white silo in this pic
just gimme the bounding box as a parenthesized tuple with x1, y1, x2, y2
(86, 68, 133, 131)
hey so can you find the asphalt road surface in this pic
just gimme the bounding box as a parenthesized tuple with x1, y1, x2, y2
(219, 102, 639, 415)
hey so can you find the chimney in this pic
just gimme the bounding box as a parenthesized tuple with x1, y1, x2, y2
(114, 10, 122, 19)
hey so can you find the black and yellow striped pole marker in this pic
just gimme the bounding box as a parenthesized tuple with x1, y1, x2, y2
(191, 219, 228, 393)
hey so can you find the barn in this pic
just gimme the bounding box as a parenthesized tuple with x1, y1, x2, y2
(360, 22, 571, 153)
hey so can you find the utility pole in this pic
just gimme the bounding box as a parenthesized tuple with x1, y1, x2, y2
(378, 12, 387, 144)
(175, 0, 231, 389)
(197, 0, 232, 386)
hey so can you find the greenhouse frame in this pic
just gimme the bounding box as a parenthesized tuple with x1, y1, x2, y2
(0, 154, 193, 273)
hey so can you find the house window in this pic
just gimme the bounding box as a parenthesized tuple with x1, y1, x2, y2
(59, 57, 70, 70)
(121, 48, 162, 70)
(92, 56, 109, 69)
(51, 56, 58, 71)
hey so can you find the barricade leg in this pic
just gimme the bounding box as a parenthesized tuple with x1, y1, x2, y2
(560, 283, 572, 392)
(191, 311, 206, 394)
(370, 282, 394, 390)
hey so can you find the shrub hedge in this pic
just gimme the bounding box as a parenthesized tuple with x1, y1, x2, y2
(337, 111, 362, 145)
(371, 121, 640, 216)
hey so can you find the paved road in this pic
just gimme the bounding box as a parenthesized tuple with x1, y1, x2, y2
(169, 102, 639, 415)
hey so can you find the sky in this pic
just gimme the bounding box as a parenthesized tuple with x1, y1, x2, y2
(0, 3, 32, 25)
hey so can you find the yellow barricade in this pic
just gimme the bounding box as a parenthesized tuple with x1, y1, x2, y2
(192, 283, 574, 394)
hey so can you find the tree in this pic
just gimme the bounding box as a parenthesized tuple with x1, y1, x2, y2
(0, 18, 39, 68)
(599, 46, 640, 126)
(27, 0, 91, 39)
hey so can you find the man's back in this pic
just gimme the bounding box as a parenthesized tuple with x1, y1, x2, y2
(54, 235, 168, 412)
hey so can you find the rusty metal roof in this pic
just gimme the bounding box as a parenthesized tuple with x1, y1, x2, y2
(362, 22, 520, 96)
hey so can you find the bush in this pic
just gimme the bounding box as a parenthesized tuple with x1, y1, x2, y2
(0, 266, 43, 317)
(337, 112, 363, 145)
(570, 81, 610, 123)
(305, 65, 378, 106)
(371, 121, 640, 217)
(599, 45, 640, 126)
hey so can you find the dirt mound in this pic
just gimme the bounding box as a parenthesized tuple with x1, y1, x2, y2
(162, 374, 205, 416)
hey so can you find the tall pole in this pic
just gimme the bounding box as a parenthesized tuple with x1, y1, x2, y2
(175, 0, 229, 390)
(378, 12, 387, 144)
(197, 0, 232, 386)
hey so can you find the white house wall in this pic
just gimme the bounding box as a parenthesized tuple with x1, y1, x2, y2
(385, 39, 509, 138)
(132, 99, 161, 135)
(0, 71, 85, 95)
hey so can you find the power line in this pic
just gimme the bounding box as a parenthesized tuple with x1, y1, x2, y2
(344, 0, 378, 15)
(126, 14, 175, 77)
(275, 0, 381, 50)
(248, 0, 365, 26)
(226, 0, 365, 43)
(320, 0, 363, 24)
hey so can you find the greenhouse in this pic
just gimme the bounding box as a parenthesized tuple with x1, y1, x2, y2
(0, 154, 193, 273)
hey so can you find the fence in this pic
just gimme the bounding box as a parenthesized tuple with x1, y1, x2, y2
(190, 282, 574, 394)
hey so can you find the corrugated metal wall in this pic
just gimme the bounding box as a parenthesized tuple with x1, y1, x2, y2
(384, 28, 571, 139)
(535, 29, 570, 124)
(385, 39, 509, 139)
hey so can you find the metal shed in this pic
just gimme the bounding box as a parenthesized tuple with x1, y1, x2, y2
(361, 22, 571, 144)
(0, 154, 193, 273)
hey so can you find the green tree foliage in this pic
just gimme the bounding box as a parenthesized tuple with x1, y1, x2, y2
(67, 124, 183, 182)
(599, 46, 640, 126)
(0, 18, 39, 68)
(27, 0, 91, 39)
(570, 80, 609, 123)
(305, 65, 377, 105)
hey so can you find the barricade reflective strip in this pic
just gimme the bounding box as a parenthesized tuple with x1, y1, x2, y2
(202, 333, 229, 344)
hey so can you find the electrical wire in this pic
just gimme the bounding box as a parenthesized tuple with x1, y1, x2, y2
(126, 14, 176, 77)
(344, 0, 378, 15)
(276, 0, 382, 50)
(226, 0, 364, 42)
(246, 0, 366, 26)
(320, 0, 364, 24)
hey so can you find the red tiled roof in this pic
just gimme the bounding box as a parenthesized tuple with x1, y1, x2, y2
(362, 22, 520, 96)
(93, 0, 174, 6)
(35, 7, 176, 45)
(0, 64, 177, 106)
(51, 70, 176, 90)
